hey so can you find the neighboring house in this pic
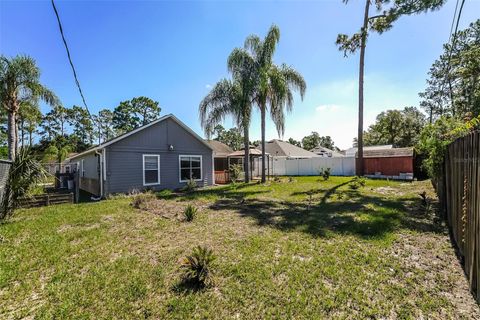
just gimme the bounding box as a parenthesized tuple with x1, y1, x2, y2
(43, 153, 78, 175)
(310, 146, 345, 158)
(359, 147, 414, 180)
(205, 140, 234, 172)
(67, 114, 213, 197)
(260, 139, 320, 158)
(345, 144, 393, 157)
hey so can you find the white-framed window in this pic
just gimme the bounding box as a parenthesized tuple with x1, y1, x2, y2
(143, 154, 160, 186)
(179, 155, 202, 182)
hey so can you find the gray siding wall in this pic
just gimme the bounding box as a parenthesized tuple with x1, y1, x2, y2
(76, 153, 99, 179)
(105, 118, 213, 194)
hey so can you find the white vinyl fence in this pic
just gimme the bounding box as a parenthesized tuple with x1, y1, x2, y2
(270, 157, 355, 176)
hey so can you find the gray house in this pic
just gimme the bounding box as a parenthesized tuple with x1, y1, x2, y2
(68, 114, 213, 197)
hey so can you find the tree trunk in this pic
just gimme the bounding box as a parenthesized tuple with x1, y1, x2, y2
(20, 119, 25, 149)
(260, 105, 266, 183)
(7, 111, 16, 160)
(243, 125, 250, 183)
(357, 0, 370, 176)
(14, 120, 19, 156)
(29, 128, 33, 147)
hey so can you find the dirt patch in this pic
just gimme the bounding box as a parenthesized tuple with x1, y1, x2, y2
(390, 233, 480, 318)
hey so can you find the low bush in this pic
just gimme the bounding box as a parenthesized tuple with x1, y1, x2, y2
(183, 178, 197, 193)
(183, 204, 198, 222)
(180, 246, 215, 288)
(349, 176, 366, 190)
(319, 167, 331, 181)
(131, 192, 155, 209)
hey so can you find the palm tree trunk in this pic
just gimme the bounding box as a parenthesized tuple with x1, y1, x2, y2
(243, 125, 250, 183)
(15, 120, 19, 156)
(357, 0, 370, 176)
(260, 105, 266, 183)
(20, 119, 25, 149)
(29, 129, 33, 147)
(7, 110, 16, 160)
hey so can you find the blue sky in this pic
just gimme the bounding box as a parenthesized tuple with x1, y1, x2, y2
(1, 0, 479, 149)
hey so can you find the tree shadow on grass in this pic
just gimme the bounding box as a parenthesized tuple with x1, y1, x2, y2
(207, 181, 444, 240)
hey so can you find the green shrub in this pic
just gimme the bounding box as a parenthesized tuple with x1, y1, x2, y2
(183, 178, 197, 193)
(183, 204, 198, 222)
(319, 167, 331, 181)
(229, 164, 243, 184)
(180, 246, 215, 287)
(1, 148, 47, 220)
(349, 176, 366, 190)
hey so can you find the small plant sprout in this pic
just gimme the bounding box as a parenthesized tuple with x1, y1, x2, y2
(183, 204, 198, 222)
(319, 167, 331, 181)
(181, 246, 215, 288)
(349, 176, 366, 190)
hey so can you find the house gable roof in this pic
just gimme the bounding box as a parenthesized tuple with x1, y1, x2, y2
(68, 114, 211, 161)
(260, 139, 319, 158)
(205, 140, 234, 157)
(310, 145, 345, 157)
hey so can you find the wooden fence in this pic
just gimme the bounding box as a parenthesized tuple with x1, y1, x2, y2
(18, 193, 74, 208)
(441, 130, 480, 302)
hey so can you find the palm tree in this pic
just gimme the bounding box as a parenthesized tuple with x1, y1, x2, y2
(199, 78, 254, 182)
(242, 25, 306, 183)
(0, 55, 59, 160)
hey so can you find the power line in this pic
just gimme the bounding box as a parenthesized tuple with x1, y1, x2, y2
(51, 0, 93, 119)
(448, 0, 460, 44)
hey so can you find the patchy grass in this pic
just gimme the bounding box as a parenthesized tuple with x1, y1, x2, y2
(0, 176, 478, 318)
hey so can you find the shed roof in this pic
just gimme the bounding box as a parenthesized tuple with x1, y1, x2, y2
(205, 140, 234, 157)
(362, 147, 414, 158)
(259, 139, 319, 158)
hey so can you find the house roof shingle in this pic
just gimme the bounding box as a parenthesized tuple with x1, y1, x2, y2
(259, 139, 320, 158)
(205, 140, 234, 157)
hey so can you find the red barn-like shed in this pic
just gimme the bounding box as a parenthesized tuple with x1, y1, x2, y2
(356, 147, 414, 180)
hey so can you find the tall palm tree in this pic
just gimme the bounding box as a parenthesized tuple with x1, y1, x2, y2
(242, 25, 306, 183)
(0, 55, 59, 160)
(199, 79, 254, 182)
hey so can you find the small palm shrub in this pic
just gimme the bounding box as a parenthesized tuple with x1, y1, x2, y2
(183, 178, 197, 193)
(1, 148, 47, 220)
(181, 246, 215, 287)
(183, 204, 198, 222)
(229, 164, 243, 184)
(349, 176, 366, 190)
(319, 167, 331, 181)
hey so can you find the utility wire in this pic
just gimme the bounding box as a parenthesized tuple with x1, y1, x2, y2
(448, 0, 460, 44)
(51, 0, 93, 119)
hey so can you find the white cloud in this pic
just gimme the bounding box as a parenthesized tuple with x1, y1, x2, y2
(205, 84, 212, 89)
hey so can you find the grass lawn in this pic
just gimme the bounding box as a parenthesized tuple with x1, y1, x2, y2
(1, 176, 478, 319)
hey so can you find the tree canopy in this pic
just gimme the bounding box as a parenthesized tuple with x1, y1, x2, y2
(212, 125, 243, 151)
(112, 96, 161, 133)
(419, 19, 480, 122)
(363, 107, 426, 147)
